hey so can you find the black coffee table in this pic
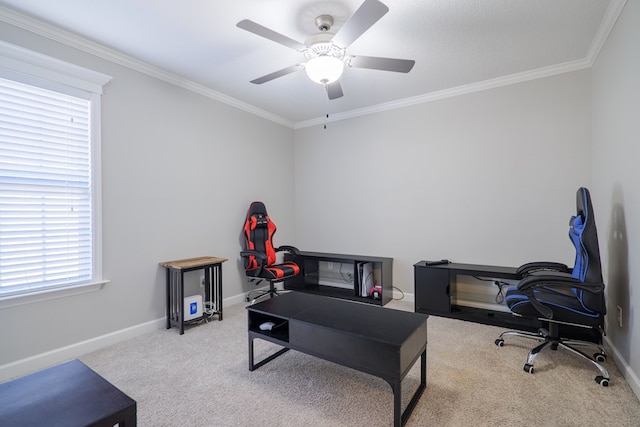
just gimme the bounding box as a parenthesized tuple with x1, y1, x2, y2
(247, 292, 428, 427)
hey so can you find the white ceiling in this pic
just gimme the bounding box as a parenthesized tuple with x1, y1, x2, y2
(0, 0, 622, 127)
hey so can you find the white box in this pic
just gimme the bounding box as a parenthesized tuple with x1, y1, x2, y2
(184, 295, 203, 321)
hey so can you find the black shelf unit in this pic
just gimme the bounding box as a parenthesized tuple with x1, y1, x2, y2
(285, 251, 393, 305)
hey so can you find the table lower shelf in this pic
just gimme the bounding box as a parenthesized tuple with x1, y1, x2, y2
(284, 283, 383, 305)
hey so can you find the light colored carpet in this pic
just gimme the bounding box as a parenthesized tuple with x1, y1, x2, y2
(80, 297, 640, 426)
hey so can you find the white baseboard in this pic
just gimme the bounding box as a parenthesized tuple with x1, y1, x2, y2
(0, 291, 254, 383)
(604, 335, 640, 400)
(0, 317, 165, 382)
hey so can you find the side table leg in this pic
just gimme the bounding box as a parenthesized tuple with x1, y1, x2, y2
(204, 266, 211, 316)
(165, 269, 171, 329)
(217, 263, 223, 321)
(179, 271, 185, 335)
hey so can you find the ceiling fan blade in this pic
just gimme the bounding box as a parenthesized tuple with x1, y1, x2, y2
(326, 81, 343, 100)
(349, 55, 415, 73)
(237, 19, 306, 51)
(250, 64, 303, 84)
(331, 0, 389, 47)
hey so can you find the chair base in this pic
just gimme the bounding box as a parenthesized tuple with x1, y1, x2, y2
(246, 281, 287, 305)
(495, 323, 610, 387)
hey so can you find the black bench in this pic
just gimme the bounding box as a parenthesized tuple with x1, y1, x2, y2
(0, 359, 136, 427)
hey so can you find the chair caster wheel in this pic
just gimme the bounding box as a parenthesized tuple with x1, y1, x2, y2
(523, 363, 534, 374)
(495, 338, 504, 347)
(595, 376, 609, 387)
(594, 353, 607, 363)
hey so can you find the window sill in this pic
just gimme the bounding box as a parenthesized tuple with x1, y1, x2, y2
(0, 280, 110, 309)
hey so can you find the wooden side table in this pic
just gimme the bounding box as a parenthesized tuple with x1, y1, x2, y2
(160, 256, 227, 334)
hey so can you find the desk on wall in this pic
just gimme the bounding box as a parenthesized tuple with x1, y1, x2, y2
(160, 256, 227, 334)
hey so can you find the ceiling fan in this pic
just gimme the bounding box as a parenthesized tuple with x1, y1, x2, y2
(237, 0, 415, 100)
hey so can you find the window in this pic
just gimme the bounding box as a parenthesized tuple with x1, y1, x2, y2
(0, 41, 111, 303)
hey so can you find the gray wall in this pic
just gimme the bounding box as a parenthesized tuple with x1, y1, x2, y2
(592, 0, 640, 393)
(0, 22, 295, 371)
(294, 70, 592, 293)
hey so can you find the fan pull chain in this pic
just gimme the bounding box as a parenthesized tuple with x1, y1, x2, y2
(323, 85, 329, 129)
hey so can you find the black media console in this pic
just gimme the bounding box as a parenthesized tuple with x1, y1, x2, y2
(414, 261, 541, 332)
(284, 251, 393, 305)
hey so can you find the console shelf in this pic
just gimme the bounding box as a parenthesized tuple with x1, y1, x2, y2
(413, 261, 540, 332)
(285, 251, 393, 305)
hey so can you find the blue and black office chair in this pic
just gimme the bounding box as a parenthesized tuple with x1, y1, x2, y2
(240, 201, 300, 303)
(495, 187, 610, 386)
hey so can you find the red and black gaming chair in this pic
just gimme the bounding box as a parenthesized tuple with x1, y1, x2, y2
(240, 201, 300, 303)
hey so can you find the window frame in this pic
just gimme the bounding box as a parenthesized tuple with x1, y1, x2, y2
(0, 41, 112, 308)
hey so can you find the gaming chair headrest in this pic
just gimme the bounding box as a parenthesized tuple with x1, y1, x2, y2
(246, 201, 270, 229)
(247, 201, 268, 218)
(576, 187, 589, 220)
(574, 187, 603, 285)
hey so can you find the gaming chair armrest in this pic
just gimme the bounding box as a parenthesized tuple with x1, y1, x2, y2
(516, 261, 571, 277)
(516, 272, 576, 320)
(276, 245, 300, 256)
(518, 273, 604, 293)
(517, 272, 580, 291)
(240, 250, 267, 262)
(240, 250, 268, 276)
(516, 273, 604, 319)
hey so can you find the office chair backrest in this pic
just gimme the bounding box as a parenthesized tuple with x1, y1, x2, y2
(242, 201, 277, 271)
(569, 187, 604, 312)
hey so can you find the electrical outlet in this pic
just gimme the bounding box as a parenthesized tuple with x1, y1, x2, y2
(617, 305, 623, 328)
(200, 275, 205, 287)
(328, 262, 333, 270)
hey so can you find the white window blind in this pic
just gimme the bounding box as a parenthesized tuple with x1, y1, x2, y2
(0, 77, 92, 296)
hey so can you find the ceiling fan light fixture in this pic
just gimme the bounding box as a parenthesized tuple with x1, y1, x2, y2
(305, 55, 344, 85)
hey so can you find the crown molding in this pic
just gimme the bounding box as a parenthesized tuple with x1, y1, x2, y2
(1, 2, 626, 131)
(0, 5, 294, 129)
(294, 58, 592, 129)
(586, 0, 627, 64)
